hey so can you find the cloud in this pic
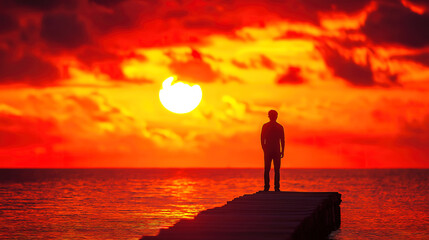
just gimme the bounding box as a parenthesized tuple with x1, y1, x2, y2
(302, 0, 372, 13)
(394, 52, 429, 67)
(362, 4, 429, 48)
(169, 49, 219, 83)
(401, 0, 428, 14)
(169, 59, 218, 82)
(250, 0, 372, 26)
(231, 55, 277, 70)
(41, 13, 91, 49)
(397, 114, 429, 150)
(0, 91, 207, 167)
(76, 47, 129, 80)
(0, 0, 428, 88)
(13, 0, 75, 11)
(89, 0, 125, 7)
(76, 47, 122, 66)
(89, 0, 158, 33)
(0, 98, 151, 167)
(260, 55, 275, 69)
(319, 45, 374, 86)
(0, 105, 61, 148)
(23, 92, 188, 150)
(0, 49, 60, 85)
(231, 59, 249, 69)
(0, 13, 19, 34)
(277, 66, 305, 84)
(202, 95, 271, 127)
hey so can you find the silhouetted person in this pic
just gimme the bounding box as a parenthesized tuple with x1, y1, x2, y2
(261, 110, 285, 192)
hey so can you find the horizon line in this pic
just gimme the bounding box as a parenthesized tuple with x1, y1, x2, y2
(1, 167, 428, 170)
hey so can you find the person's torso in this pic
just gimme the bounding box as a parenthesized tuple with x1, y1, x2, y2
(263, 122, 283, 152)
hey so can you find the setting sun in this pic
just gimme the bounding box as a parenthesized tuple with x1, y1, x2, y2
(159, 76, 203, 114)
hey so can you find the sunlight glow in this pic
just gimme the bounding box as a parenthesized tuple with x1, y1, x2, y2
(159, 76, 202, 114)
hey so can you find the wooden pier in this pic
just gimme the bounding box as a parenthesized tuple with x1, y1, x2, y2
(141, 191, 342, 240)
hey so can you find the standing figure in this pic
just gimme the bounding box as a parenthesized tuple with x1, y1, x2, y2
(261, 110, 285, 192)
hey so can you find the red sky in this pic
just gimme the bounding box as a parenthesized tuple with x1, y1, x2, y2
(0, 0, 428, 168)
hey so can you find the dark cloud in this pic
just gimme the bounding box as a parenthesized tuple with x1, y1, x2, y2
(41, 13, 90, 49)
(0, 50, 60, 85)
(260, 0, 370, 26)
(277, 66, 305, 84)
(362, 4, 429, 48)
(15, 0, 64, 11)
(174, 1, 248, 32)
(0, 14, 19, 34)
(319, 46, 374, 86)
(90, 0, 158, 33)
(302, 0, 371, 13)
(0, 0, 427, 86)
(166, 0, 366, 37)
(2, 0, 79, 11)
(76, 47, 149, 82)
(89, 0, 125, 7)
(19, 22, 40, 45)
(395, 52, 429, 67)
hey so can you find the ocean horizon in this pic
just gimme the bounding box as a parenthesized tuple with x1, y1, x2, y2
(1, 168, 428, 239)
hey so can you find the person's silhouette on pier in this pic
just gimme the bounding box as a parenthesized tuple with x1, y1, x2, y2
(261, 110, 285, 192)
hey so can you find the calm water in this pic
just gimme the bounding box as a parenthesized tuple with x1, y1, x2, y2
(0, 169, 428, 240)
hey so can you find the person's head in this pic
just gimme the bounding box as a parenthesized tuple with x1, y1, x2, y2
(268, 110, 278, 121)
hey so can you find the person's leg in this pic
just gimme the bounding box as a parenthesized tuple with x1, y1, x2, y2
(273, 153, 281, 191)
(264, 152, 271, 191)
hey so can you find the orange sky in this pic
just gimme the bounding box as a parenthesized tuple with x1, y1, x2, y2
(0, 0, 428, 168)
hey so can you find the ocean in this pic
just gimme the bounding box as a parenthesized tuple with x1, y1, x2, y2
(0, 169, 428, 240)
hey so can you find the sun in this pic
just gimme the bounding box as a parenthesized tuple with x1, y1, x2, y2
(159, 76, 202, 114)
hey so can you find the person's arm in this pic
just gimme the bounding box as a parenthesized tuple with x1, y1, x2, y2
(280, 126, 285, 158)
(261, 125, 266, 151)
